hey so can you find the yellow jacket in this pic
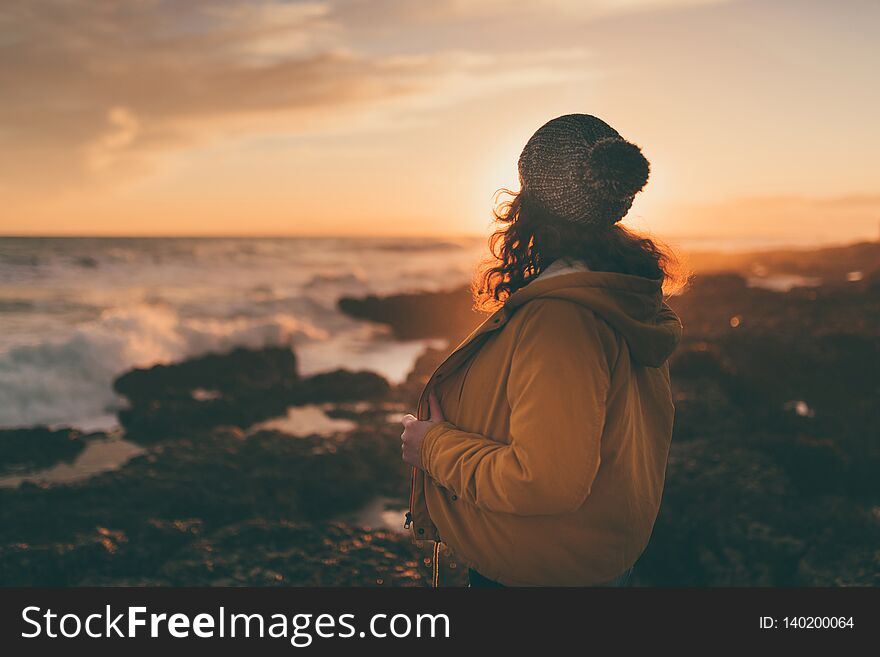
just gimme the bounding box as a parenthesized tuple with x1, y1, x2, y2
(407, 265, 682, 586)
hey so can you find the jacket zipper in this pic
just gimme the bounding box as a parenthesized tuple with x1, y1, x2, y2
(405, 380, 429, 530)
(403, 308, 507, 531)
(404, 467, 415, 529)
(404, 366, 440, 531)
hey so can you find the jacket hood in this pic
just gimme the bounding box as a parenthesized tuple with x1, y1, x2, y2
(504, 269, 682, 367)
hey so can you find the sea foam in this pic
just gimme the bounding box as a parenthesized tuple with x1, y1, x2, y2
(0, 304, 324, 429)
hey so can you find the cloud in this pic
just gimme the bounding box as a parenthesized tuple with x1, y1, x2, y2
(86, 106, 141, 172)
(0, 2, 355, 190)
(331, 0, 729, 23)
(0, 0, 605, 197)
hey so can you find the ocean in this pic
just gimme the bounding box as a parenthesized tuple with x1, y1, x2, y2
(0, 233, 829, 436)
(0, 236, 486, 432)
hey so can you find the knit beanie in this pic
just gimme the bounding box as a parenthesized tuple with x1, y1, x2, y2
(517, 114, 650, 227)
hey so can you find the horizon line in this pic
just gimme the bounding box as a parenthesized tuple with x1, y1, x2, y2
(0, 232, 487, 240)
(0, 234, 877, 255)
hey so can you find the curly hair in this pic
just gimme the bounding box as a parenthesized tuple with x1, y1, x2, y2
(472, 190, 688, 312)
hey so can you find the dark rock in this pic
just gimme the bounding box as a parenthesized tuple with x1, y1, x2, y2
(0, 418, 419, 585)
(159, 520, 428, 586)
(630, 264, 880, 586)
(116, 396, 288, 443)
(75, 255, 99, 268)
(685, 240, 880, 282)
(669, 342, 729, 379)
(0, 427, 98, 474)
(636, 438, 880, 586)
(114, 346, 299, 402)
(295, 369, 390, 404)
(113, 347, 391, 442)
(338, 285, 482, 341)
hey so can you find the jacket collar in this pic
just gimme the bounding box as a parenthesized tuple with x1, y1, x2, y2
(448, 261, 679, 368)
(532, 257, 591, 282)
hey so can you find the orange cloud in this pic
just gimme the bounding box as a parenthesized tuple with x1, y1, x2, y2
(3, 0, 877, 241)
(0, 0, 597, 199)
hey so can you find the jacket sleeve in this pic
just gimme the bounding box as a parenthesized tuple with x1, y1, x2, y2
(420, 299, 610, 516)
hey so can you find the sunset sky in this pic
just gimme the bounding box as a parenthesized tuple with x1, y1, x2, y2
(2, 0, 879, 244)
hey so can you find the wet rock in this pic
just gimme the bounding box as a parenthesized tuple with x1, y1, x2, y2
(0, 427, 99, 474)
(626, 263, 880, 586)
(0, 417, 417, 585)
(338, 285, 482, 341)
(686, 240, 880, 283)
(669, 341, 730, 379)
(635, 438, 879, 586)
(116, 395, 290, 443)
(1, 518, 432, 587)
(113, 347, 391, 442)
(75, 255, 99, 268)
(160, 520, 428, 586)
(114, 346, 299, 402)
(669, 271, 880, 340)
(292, 369, 390, 404)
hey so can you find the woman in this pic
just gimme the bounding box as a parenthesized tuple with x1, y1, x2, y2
(400, 114, 684, 587)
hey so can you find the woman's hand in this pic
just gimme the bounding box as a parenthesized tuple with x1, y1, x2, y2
(401, 390, 445, 470)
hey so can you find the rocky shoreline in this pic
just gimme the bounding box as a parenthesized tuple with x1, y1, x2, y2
(1, 241, 878, 586)
(0, 345, 453, 586)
